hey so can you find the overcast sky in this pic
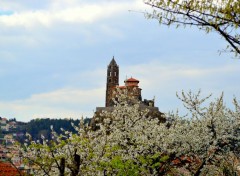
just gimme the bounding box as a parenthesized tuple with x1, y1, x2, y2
(0, 0, 239, 122)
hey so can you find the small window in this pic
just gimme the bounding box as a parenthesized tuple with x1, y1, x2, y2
(114, 72, 117, 76)
(109, 72, 111, 76)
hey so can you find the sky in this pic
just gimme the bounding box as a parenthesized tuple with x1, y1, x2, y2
(0, 0, 239, 122)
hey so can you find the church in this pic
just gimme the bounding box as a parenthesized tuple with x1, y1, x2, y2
(105, 57, 142, 107)
(91, 57, 165, 129)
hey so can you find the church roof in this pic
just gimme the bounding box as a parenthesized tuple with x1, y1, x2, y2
(125, 77, 139, 83)
(109, 57, 117, 66)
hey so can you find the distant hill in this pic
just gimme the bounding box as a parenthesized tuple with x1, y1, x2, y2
(25, 118, 91, 141)
(0, 117, 91, 142)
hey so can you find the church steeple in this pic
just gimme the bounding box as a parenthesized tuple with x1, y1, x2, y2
(109, 56, 117, 65)
(106, 57, 119, 107)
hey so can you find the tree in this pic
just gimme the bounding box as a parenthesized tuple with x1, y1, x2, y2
(144, 0, 240, 57)
(12, 90, 240, 175)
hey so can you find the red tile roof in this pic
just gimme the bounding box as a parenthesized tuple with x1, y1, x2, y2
(125, 77, 139, 82)
(0, 162, 22, 176)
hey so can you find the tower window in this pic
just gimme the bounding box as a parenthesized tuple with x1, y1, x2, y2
(109, 72, 111, 76)
(114, 72, 117, 76)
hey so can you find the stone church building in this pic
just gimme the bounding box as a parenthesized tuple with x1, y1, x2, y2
(105, 58, 142, 107)
(91, 57, 165, 129)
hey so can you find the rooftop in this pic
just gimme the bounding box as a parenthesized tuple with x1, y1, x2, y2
(125, 77, 139, 83)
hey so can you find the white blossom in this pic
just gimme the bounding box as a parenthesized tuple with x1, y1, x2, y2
(11, 90, 240, 175)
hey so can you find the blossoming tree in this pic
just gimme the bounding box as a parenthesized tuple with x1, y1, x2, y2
(144, 0, 240, 57)
(13, 90, 240, 175)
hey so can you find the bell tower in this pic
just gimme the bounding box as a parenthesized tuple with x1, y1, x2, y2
(106, 57, 119, 107)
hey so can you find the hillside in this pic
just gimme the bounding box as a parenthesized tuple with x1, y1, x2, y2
(26, 118, 91, 140)
(0, 117, 91, 142)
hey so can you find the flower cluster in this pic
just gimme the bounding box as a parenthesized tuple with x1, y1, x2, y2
(12, 90, 240, 175)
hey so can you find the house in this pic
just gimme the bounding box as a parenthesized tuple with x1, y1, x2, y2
(0, 118, 8, 131)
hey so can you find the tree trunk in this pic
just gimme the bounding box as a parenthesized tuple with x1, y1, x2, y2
(59, 157, 65, 176)
(71, 151, 80, 176)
